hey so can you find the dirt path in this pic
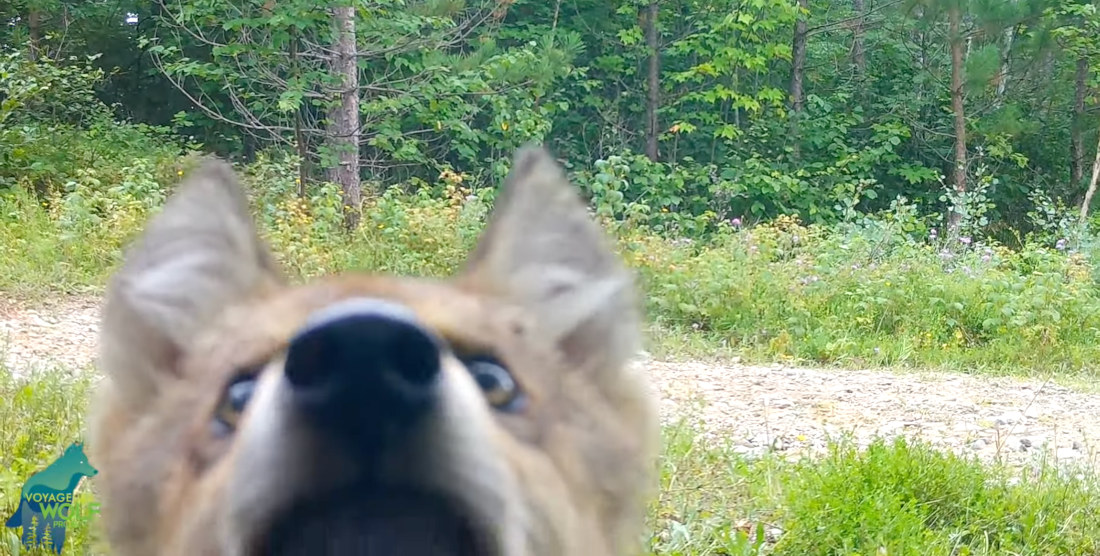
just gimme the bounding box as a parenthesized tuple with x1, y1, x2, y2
(3, 292, 1099, 475)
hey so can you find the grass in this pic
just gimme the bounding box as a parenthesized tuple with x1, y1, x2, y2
(6, 169, 1100, 378)
(0, 363, 104, 555)
(652, 418, 1100, 555)
(1, 362, 1100, 555)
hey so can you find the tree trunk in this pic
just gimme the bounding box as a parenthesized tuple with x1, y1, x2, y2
(328, 5, 361, 231)
(644, 0, 660, 162)
(1078, 125, 1100, 223)
(1072, 57, 1088, 189)
(994, 25, 1014, 107)
(947, 2, 967, 232)
(789, 0, 808, 159)
(27, 8, 40, 61)
(851, 0, 866, 82)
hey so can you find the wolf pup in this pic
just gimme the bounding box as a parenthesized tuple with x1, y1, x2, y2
(87, 146, 659, 556)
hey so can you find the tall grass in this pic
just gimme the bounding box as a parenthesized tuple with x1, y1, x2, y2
(3, 151, 1100, 375)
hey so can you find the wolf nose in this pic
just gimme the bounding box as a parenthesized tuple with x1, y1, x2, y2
(284, 297, 441, 449)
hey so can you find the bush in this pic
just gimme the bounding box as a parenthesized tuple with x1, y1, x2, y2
(6, 140, 1100, 374)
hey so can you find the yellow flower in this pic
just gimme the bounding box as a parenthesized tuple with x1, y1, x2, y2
(501, 121, 509, 131)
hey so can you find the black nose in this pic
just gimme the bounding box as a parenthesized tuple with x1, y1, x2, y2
(284, 298, 442, 452)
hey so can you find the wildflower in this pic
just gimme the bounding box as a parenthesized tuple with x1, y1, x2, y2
(731, 217, 742, 228)
(930, 228, 938, 239)
(1056, 238, 1067, 250)
(960, 236, 971, 245)
(981, 254, 992, 263)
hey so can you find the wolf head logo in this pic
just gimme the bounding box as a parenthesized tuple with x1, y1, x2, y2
(5, 441, 99, 554)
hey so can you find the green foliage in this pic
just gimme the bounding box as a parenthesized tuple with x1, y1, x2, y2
(0, 362, 104, 556)
(631, 208, 1100, 373)
(774, 436, 1100, 554)
(145, 0, 576, 185)
(5, 135, 1100, 375)
(648, 418, 1100, 555)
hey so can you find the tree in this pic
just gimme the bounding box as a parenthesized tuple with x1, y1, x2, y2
(789, 0, 809, 159)
(1074, 56, 1089, 188)
(852, 0, 867, 82)
(328, 4, 360, 230)
(145, 0, 568, 229)
(948, 0, 967, 231)
(644, 0, 660, 161)
(1079, 121, 1100, 221)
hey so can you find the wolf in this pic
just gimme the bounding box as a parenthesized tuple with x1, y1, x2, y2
(5, 441, 98, 554)
(86, 145, 660, 556)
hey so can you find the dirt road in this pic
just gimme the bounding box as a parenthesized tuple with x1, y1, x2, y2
(3, 293, 1098, 474)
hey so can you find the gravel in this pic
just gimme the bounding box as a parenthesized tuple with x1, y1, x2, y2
(4, 293, 1099, 474)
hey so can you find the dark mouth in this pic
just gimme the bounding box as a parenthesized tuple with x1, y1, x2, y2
(260, 487, 492, 556)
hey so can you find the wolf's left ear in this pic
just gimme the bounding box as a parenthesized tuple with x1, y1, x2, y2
(98, 160, 282, 408)
(461, 146, 641, 374)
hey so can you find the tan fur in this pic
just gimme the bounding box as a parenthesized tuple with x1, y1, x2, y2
(87, 146, 659, 555)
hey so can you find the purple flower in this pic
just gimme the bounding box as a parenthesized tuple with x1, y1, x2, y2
(1056, 238, 1067, 250)
(981, 254, 992, 263)
(731, 217, 743, 228)
(930, 228, 938, 239)
(960, 236, 971, 245)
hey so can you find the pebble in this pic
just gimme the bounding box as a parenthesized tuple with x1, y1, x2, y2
(648, 359, 1100, 473)
(4, 293, 1100, 476)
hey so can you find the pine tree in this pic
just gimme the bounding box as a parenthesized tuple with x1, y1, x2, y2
(25, 514, 38, 547)
(41, 521, 54, 552)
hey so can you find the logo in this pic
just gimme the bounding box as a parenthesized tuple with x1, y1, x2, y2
(4, 442, 99, 554)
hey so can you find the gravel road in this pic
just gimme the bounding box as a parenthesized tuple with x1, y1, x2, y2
(3, 293, 1098, 475)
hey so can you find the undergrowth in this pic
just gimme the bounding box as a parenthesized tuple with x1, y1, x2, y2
(3, 148, 1100, 376)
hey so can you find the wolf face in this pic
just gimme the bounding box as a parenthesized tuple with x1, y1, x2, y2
(87, 146, 659, 556)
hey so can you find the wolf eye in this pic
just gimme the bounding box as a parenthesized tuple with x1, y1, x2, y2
(214, 375, 258, 432)
(466, 358, 526, 412)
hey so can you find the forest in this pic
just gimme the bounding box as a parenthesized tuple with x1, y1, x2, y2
(4, 0, 1100, 238)
(6, 1, 1100, 554)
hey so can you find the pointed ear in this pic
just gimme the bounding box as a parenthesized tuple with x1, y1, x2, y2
(98, 159, 282, 408)
(461, 146, 641, 373)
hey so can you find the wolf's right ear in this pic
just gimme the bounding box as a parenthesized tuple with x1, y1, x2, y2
(98, 160, 281, 408)
(460, 146, 641, 376)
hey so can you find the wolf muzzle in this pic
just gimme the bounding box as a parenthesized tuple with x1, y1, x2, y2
(284, 297, 444, 458)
